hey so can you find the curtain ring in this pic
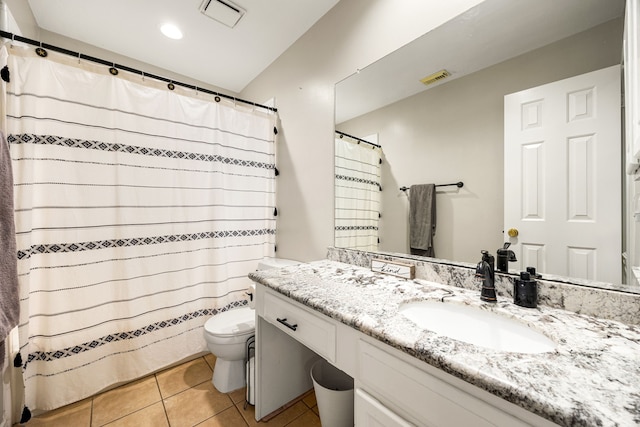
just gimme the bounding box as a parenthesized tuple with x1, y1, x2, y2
(109, 63, 118, 76)
(141, 71, 145, 81)
(35, 43, 47, 57)
(77, 52, 81, 64)
(195, 86, 199, 95)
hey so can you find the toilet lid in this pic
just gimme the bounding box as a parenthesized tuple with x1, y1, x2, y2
(204, 307, 255, 337)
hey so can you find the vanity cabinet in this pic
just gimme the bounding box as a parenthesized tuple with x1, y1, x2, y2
(261, 290, 337, 363)
(255, 284, 556, 426)
(355, 389, 412, 427)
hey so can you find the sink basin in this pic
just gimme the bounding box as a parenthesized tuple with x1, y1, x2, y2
(399, 300, 556, 354)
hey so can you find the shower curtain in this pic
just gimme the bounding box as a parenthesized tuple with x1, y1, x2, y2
(5, 46, 276, 411)
(334, 136, 381, 251)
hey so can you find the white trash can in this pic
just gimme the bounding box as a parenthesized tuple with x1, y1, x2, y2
(310, 359, 354, 427)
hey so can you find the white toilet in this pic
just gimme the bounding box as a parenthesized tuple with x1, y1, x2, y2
(203, 257, 300, 393)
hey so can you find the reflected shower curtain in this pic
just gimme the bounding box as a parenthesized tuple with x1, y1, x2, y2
(334, 136, 381, 251)
(6, 47, 276, 411)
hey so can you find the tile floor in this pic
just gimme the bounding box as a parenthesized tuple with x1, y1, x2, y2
(25, 354, 321, 427)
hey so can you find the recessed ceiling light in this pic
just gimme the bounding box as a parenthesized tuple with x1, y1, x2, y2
(160, 23, 183, 40)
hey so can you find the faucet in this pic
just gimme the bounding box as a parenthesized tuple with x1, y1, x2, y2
(475, 250, 497, 302)
(496, 242, 517, 273)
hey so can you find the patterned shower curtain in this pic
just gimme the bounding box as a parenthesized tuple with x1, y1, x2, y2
(334, 135, 381, 251)
(5, 46, 276, 411)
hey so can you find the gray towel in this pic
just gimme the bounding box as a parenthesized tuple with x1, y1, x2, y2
(409, 184, 436, 257)
(0, 132, 19, 369)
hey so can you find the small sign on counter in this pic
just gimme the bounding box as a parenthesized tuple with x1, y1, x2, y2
(371, 258, 415, 279)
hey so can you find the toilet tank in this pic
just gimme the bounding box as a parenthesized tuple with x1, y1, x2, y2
(257, 257, 300, 270)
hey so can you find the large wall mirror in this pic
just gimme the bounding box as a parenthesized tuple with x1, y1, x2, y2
(334, 0, 638, 291)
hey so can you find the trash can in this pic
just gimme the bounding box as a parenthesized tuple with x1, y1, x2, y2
(310, 359, 354, 427)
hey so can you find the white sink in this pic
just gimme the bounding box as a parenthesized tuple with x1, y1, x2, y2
(399, 300, 556, 354)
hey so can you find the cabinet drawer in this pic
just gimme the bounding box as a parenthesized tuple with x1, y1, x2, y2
(356, 388, 413, 427)
(358, 340, 528, 427)
(263, 290, 336, 362)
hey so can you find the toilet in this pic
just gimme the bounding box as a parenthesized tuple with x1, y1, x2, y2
(203, 257, 300, 393)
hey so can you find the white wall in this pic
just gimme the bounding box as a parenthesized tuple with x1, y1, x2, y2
(240, 0, 484, 262)
(3, 0, 484, 263)
(1, 0, 231, 96)
(338, 18, 623, 264)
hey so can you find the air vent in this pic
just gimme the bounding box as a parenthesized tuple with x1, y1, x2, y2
(420, 69, 451, 86)
(200, 0, 246, 28)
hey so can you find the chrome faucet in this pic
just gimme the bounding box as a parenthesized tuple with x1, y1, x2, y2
(475, 250, 497, 302)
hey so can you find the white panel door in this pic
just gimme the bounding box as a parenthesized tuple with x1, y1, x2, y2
(504, 65, 621, 284)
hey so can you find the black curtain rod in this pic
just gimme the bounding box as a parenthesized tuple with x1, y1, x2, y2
(400, 182, 464, 191)
(335, 130, 381, 148)
(0, 30, 277, 113)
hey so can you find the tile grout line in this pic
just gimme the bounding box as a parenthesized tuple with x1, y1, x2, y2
(90, 396, 94, 427)
(232, 399, 251, 427)
(154, 372, 172, 427)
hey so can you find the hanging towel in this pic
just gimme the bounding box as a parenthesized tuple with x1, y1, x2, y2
(0, 132, 19, 370)
(409, 183, 436, 257)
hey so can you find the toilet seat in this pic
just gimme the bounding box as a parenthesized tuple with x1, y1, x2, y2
(204, 307, 255, 338)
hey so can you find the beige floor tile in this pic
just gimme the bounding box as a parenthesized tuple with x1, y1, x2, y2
(91, 376, 161, 426)
(228, 387, 247, 405)
(196, 406, 248, 427)
(28, 398, 92, 427)
(103, 402, 169, 427)
(282, 409, 321, 427)
(164, 380, 233, 427)
(156, 357, 213, 398)
(301, 390, 316, 409)
(204, 353, 217, 370)
(237, 401, 308, 427)
(235, 401, 258, 426)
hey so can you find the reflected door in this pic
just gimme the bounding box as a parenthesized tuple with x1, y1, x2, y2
(504, 65, 621, 283)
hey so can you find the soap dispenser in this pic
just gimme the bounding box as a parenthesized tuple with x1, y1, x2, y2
(496, 242, 517, 273)
(514, 271, 537, 308)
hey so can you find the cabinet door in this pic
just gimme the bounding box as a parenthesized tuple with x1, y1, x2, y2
(355, 389, 414, 427)
(358, 340, 530, 427)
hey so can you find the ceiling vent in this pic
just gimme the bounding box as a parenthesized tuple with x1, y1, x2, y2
(420, 69, 451, 86)
(200, 0, 246, 28)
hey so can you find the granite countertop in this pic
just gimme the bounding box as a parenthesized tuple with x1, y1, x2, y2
(249, 260, 640, 427)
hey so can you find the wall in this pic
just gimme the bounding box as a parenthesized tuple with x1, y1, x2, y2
(3, 0, 486, 263)
(240, 0, 484, 262)
(1, 0, 231, 96)
(337, 18, 623, 264)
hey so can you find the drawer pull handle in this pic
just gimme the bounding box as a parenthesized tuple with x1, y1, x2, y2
(276, 317, 298, 331)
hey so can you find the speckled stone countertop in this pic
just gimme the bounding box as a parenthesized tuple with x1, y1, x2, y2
(249, 260, 640, 427)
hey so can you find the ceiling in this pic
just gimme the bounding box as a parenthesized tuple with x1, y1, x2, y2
(26, 0, 340, 93)
(336, 0, 626, 124)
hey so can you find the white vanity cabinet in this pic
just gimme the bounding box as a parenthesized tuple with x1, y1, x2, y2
(254, 284, 556, 426)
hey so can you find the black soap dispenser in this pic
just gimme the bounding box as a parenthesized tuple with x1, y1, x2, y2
(514, 271, 537, 308)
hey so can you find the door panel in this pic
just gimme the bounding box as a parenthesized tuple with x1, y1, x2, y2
(504, 65, 621, 283)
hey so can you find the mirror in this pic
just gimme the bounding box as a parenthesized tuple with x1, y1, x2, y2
(334, 0, 636, 291)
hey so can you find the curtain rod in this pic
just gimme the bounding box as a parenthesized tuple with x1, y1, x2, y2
(0, 30, 277, 113)
(335, 130, 381, 148)
(400, 182, 464, 191)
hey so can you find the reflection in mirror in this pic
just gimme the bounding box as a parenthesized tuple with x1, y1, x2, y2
(334, 0, 636, 290)
(334, 131, 382, 252)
